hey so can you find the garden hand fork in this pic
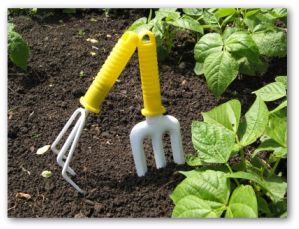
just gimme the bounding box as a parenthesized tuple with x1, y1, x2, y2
(130, 31, 185, 176)
(51, 31, 139, 193)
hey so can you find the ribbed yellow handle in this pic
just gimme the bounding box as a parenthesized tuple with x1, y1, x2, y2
(138, 31, 166, 117)
(80, 31, 139, 113)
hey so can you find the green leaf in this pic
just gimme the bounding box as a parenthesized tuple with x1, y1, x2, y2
(222, 27, 244, 40)
(270, 199, 287, 217)
(8, 22, 15, 32)
(253, 82, 286, 102)
(239, 96, 269, 146)
(171, 170, 230, 204)
(263, 178, 287, 203)
(257, 196, 271, 216)
(265, 109, 287, 147)
(168, 16, 203, 33)
(185, 154, 203, 166)
(158, 8, 177, 12)
(127, 17, 151, 33)
(202, 9, 219, 26)
(275, 76, 287, 88)
(151, 19, 165, 38)
(280, 211, 287, 218)
(253, 138, 282, 157)
(204, 50, 239, 97)
(194, 62, 204, 76)
(223, 30, 266, 76)
(215, 8, 236, 18)
(271, 8, 287, 19)
(182, 8, 203, 16)
(233, 51, 268, 76)
(172, 195, 224, 218)
(252, 31, 287, 57)
(269, 147, 287, 163)
(225, 185, 258, 218)
(192, 121, 235, 163)
(226, 171, 287, 203)
(224, 31, 259, 55)
(171, 170, 230, 218)
(155, 10, 180, 21)
(194, 33, 223, 62)
(244, 12, 275, 32)
(245, 9, 260, 18)
(8, 31, 30, 70)
(202, 99, 241, 133)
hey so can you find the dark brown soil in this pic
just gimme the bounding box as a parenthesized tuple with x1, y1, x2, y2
(8, 9, 287, 217)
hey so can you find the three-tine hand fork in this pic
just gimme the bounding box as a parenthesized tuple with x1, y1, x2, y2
(130, 31, 185, 176)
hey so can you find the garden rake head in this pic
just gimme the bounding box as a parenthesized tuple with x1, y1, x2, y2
(51, 31, 139, 193)
(130, 31, 185, 176)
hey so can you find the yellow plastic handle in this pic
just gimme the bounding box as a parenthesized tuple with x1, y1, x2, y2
(138, 31, 166, 117)
(80, 31, 139, 113)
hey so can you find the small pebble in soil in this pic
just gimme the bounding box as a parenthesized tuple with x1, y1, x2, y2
(178, 61, 186, 70)
(30, 146, 35, 153)
(83, 199, 95, 206)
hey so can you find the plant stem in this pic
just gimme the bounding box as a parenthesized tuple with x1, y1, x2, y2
(269, 159, 281, 177)
(148, 9, 152, 22)
(226, 163, 240, 186)
(236, 136, 247, 171)
(240, 148, 247, 170)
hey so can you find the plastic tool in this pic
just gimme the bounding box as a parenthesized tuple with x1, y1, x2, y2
(130, 31, 185, 176)
(51, 31, 139, 193)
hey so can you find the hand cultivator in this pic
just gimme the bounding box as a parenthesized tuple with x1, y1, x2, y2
(51, 31, 184, 193)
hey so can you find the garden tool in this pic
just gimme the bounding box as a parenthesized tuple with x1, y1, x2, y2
(51, 31, 139, 193)
(130, 31, 185, 176)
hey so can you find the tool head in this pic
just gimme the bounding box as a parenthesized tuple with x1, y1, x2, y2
(130, 115, 185, 176)
(51, 107, 88, 193)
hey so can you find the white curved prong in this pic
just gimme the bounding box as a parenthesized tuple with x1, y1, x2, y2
(51, 107, 87, 193)
(130, 121, 149, 176)
(56, 118, 80, 175)
(151, 133, 166, 169)
(62, 172, 85, 194)
(51, 108, 83, 154)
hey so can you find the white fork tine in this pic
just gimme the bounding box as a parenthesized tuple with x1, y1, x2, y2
(130, 121, 148, 176)
(151, 133, 166, 169)
(166, 116, 185, 165)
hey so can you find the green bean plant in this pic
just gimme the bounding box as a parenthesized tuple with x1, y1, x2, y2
(128, 8, 287, 96)
(171, 76, 287, 218)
